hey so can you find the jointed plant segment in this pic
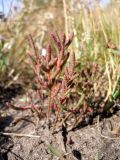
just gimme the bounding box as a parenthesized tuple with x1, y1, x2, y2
(28, 32, 78, 120)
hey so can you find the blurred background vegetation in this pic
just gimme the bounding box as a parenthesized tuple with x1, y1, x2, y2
(0, 0, 120, 100)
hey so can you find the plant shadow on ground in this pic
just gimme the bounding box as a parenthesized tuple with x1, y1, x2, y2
(72, 103, 120, 132)
(0, 83, 25, 160)
(0, 83, 25, 130)
(72, 149, 82, 160)
(0, 83, 24, 108)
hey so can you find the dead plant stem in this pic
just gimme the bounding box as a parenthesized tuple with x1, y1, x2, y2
(62, 0, 68, 38)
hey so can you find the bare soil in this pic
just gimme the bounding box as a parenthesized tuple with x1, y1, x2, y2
(0, 85, 120, 160)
